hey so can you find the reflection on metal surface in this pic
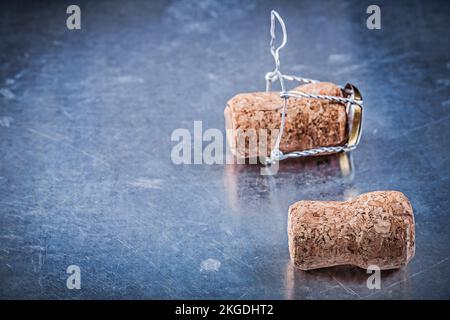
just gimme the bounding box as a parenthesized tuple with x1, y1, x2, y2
(223, 153, 355, 212)
(283, 260, 296, 299)
(283, 262, 397, 299)
(338, 152, 354, 178)
(343, 187, 361, 201)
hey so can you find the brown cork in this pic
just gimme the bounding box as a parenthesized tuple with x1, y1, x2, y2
(288, 191, 415, 270)
(224, 82, 347, 158)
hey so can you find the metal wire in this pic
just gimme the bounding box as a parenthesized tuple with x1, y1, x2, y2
(283, 91, 362, 106)
(264, 10, 362, 165)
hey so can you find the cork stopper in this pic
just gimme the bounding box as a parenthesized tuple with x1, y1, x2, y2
(288, 191, 415, 270)
(224, 82, 347, 158)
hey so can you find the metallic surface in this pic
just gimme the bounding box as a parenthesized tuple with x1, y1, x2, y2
(1, 0, 450, 299)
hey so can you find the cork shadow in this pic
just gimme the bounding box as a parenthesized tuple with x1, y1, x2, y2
(285, 262, 405, 299)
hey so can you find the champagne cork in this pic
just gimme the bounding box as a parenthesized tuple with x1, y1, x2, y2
(224, 82, 347, 158)
(288, 191, 415, 270)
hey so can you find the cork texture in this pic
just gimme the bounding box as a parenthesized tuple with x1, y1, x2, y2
(288, 191, 415, 270)
(224, 82, 347, 158)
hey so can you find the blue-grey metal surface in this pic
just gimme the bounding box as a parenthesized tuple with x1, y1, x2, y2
(1, 0, 450, 299)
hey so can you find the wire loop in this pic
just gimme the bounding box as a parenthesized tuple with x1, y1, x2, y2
(264, 11, 363, 165)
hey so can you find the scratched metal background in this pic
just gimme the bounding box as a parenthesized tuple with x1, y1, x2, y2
(1, 0, 449, 299)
